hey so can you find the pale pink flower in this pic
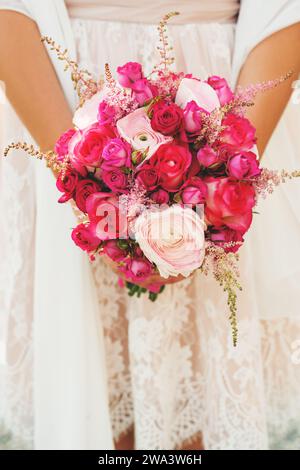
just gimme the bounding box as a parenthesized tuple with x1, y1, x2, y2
(133, 205, 206, 278)
(175, 78, 220, 112)
(116, 107, 172, 163)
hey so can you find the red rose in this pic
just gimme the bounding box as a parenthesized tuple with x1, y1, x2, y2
(56, 168, 79, 203)
(75, 179, 100, 213)
(86, 192, 128, 240)
(136, 163, 159, 191)
(150, 143, 192, 192)
(71, 223, 100, 252)
(72, 123, 115, 167)
(151, 101, 183, 135)
(102, 168, 128, 193)
(219, 113, 256, 152)
(204, 176, 256, 233)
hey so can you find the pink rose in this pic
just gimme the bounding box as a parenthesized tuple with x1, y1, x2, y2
(207, 76, 234, 105)
(86, 192, 127, 240)
(219, 113, 256, 152)
(180, 176, 207, 205)
(131, 78, 155, 106)
(102, 168, 128, 193)
(97, 101, 116, 125)
(204, 176, 256, 232)
(183, 100, 207, 135)
(103, 240, 128, 262)
(147, 283, 164, 294)
(176, 78, 220, 112)
(123, 257, 153, 282)
(150, 189, 169, 204)
(210, 226, 244, 253)
(71, 223, 100, 252)
(227, 151, 261, 180)
(136, 163, 159, 191)
(73, 89, 108, 129)
(117, 107, 172, 162)
(134, 205, 206, 278)
(117, 62, 143, 88)
(197, 145, 220, 168)
(150, 101, 183, 135)
(55, 128, 76, 160)
(75, 179, 100, 213)
(67, 130, 88, 175)
(71, 124, 115, 168)
(102, 138, 132, 170)
(56, 168, 79, 203)
(150, 143, 192, 192)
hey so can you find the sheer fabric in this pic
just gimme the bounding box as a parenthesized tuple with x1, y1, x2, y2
(1, 0, 300, 450)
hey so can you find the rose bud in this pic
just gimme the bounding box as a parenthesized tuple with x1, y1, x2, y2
(125, 257, 153, 282)
(181, 177, 208, 205)
(227, 151, 261, 180)
(56, 168, 79, 203)
(207, 76, 234, 105)
(103, 240, 128, 262)
(117, 62, 143, 88)
(150, 189, 170, 205)
(75, 179, 100, 213)
(71, 223, 100, 252)
(197, 145, 220, 168)
(131, 78, 155, 106)
(97, 101, 116, 126)
(210, 226, 244, 253)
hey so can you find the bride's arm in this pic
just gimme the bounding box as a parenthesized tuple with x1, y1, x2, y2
(0, 10, 73, 151)
(236, 22, 300, 157)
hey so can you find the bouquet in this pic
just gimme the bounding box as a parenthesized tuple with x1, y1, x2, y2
(5, 12, 300, 346)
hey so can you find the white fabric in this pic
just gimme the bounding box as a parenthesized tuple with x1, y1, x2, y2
(232, 0, 300, 83)
(65, 0, 239, 23)
(0, 0, 113, 451)
(1, 0, 300, 451)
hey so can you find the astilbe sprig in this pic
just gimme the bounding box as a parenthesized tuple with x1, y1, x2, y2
(103, 63, 138, 119)
(236, 71, 294, 105)
(200, 241, 243, 347)
(151, 11, 179, 74)
(252, 168, 300, 198)
(41, 36, 102, 104)
(3, 141, 63, 173)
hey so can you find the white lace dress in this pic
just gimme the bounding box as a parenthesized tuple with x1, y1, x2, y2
(1, 0, 300, 451)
